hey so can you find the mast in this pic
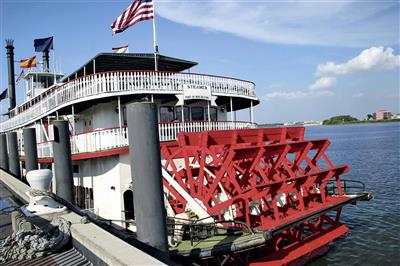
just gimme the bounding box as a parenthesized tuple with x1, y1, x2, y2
(152, 0, 158, 71)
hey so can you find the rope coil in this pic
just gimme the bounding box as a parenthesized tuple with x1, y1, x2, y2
(0, 215, 71, 263)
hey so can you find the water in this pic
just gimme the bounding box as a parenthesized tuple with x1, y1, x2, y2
(305, 123, 400, 266)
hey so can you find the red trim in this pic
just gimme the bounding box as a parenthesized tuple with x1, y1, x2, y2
(158, 120, 256, 125)
(249, 224, 349, 266)
(71, 147, 129, 160)
(24, 147, 129, 164)
(38, 158, 53, 164)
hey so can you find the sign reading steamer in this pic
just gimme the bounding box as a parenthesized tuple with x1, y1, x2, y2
(183, 84, 212, 101)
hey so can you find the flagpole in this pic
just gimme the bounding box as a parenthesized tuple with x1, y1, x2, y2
(53, 49, 57, 85)
(152, 0, 158, 71)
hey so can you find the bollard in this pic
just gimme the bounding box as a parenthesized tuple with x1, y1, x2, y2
(23, 128, 38, 173)
(52, 121, 74, 203)
(126, 102, 169, 256)
(7, 132, 20, 179)
(0, 134, 9, 171)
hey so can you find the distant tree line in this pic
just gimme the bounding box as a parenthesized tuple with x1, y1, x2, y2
(323, 115, 400, 125)
(323, 115, 358, 125)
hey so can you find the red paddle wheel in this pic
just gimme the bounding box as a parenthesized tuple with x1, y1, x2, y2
(161, 127, 370, 265)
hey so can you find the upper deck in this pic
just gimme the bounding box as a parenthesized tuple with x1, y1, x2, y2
(0, 53, 258, 132)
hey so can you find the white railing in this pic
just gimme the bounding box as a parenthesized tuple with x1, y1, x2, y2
(37, 142, 53, 158)
(71, 127, 128, 154)
(1, 71, 256, 131)
(159, 121, 256, 142)
(32, 121, 256, 158)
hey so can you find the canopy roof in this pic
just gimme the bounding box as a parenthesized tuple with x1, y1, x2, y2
(63, 53, 198, 82)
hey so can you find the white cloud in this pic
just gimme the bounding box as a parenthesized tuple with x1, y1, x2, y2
(352, 92, 364, 98)
(157, 1, 398, 47)
(264, 90, 334, 100)
(309, 77, 337, 90)
(316, 47, 400, 76)
(309, 46, 400, 90)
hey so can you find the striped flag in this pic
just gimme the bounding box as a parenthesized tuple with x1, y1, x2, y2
(112, 45, 129, 53)
(20, 56, 37, 69)
(111, 0, 154, 34)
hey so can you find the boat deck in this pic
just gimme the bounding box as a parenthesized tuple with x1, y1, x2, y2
(170, 231, 266, 258)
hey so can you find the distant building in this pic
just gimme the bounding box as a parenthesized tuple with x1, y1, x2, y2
(373, 110, 392, 120)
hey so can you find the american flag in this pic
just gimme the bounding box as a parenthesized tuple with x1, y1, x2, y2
(112, 45, 129, 53)
(16, 70, 24, 83)
(111, 0, 154, 34)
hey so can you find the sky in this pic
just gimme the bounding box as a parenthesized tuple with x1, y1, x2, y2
(0, 0, 399, 123)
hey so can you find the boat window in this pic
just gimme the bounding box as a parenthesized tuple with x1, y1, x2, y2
(191, 107, 204, 121)
(205, 107, 218, 121)
(123, 190, 135, 221)
(73, 165, 79, 173)
(159, 106, 175, 122)
(175, 106, 190, 122)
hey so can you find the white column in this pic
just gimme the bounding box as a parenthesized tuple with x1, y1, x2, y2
(207, 101, 211, 121)
(25, 77, 28, 102)
(30, 75, 34, 98)
(35, 72, 38, 97)
(118, 96, 122, 129)
(230, 97, 234, 122)
(250, 100, 254, 123)
(72, 105, 76, 135)
(93, 59, 96, 74)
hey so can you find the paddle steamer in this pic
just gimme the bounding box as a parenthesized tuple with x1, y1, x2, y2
(1, 40, 371, 265)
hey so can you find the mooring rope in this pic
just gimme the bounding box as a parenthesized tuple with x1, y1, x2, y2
(0, 215, 71, 263)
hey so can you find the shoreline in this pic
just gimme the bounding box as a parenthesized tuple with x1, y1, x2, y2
(323, 118, 400, 126)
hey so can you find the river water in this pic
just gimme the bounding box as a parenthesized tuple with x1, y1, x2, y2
(306, 123, 400, 266)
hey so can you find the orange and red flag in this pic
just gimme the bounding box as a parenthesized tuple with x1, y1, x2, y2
(20, 56, 37, 68)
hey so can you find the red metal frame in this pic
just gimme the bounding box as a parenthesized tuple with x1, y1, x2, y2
(161, 127, 351, 265)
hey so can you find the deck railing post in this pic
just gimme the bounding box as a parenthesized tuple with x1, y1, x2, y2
(126, 102, 169, 258)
